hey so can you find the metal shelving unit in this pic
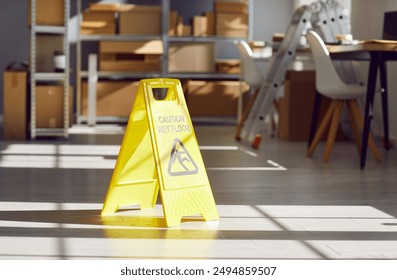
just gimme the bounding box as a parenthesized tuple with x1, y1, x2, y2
(76, 0, 252, 124)
(30, 0, 70, 139)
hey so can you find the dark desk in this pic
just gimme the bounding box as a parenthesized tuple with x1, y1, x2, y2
(327, 40, 397, 169)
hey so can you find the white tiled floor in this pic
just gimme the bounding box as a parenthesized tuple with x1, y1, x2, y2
(0, 125, 397, 259)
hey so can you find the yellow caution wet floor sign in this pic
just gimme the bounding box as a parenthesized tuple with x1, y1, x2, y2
(101, 78, 219, 227)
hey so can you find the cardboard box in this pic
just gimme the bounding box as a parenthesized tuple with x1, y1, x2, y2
(216, 59, 241, 74)
(169, 43, 215, 72)
(145, 54, 162, 62)
(28, 0, 64, 26)
(216, 13, 248, 37)
(100, 41, 163, 55)
(248, 41, 272, 57)
(36, 86, 73, 129)
(3, 71, 28, 140)
(99, 41, 163, 72)
(119, 4, 161, 13)
(216, 28, 248, 37)
(187, 80, 241, 117)
(80, 10, 115, 35)
(176, 16, 184, 36)
(206, 12, 215, 36)
(193, 16, 207, 37)
(99, 58, 161, 72)
(81, 81, 139, 117)
(216, 13, 248, 30)
(278, 71, 315, 141)
(213, 3, 250, 37)
(214, 1, 248, 14)
(183, 25, 192, 36)
(83, 10, 115, 23)
(278, 71, 347, 141)
(80, 22, 115, 35)
(169, 10, 178, 35)
(89, 3, 120, 12)
(119, 5, 161, 35)
(272, 33, 285, 43)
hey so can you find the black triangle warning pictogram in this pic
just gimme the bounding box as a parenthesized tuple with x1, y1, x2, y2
(168, 138, 199, 176)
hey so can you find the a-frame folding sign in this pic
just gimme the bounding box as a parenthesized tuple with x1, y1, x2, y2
(101, 78, 219, 227)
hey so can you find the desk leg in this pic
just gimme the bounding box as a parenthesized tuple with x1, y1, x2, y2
(361, 52, 379, 170)
(379, 61, 390, 150)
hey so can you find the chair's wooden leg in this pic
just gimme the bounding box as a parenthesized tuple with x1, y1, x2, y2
(349, 100, 382, 162)
(307, 100, 337, 158)
(323, 100, 344, 163)
(347, 100, 362, 155)
(235, 89, 258, 140)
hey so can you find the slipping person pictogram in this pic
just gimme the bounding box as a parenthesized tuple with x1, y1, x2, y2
(168, 138, 199, 176)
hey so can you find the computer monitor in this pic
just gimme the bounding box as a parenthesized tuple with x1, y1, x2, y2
(382, 11, 397, 40)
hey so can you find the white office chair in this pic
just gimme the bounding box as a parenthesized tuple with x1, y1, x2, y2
(305, 30, 381, 163)
(234, 40, 276, 139)
(235, 40, 263, 91)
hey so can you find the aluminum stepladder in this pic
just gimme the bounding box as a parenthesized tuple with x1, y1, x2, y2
(311, 0, 349, 42)
(311, 0, 359, 84)
(236, 0, 355, 148)
(236, 5, 312, 147)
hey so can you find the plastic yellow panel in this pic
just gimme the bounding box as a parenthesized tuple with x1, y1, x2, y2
(101, 78, 218, 227)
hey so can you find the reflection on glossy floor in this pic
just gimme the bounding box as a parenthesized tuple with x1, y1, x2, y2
(0, 124, 397, 259)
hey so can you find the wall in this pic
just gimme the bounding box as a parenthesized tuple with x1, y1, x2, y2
(254, 0, 293, 42)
